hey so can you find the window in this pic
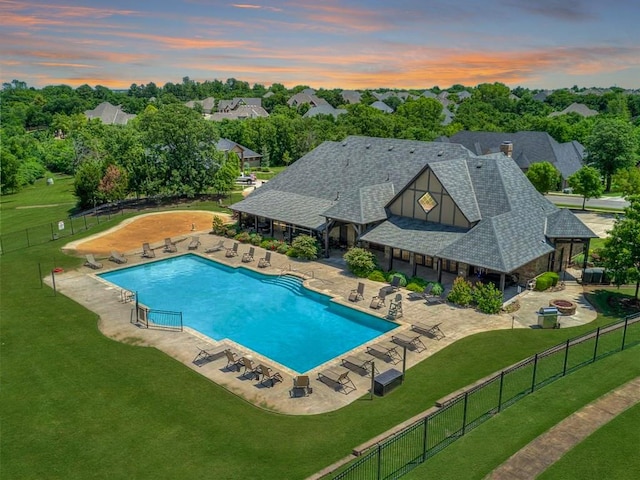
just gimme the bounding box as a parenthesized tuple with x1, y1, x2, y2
(418, 192, 437, 214)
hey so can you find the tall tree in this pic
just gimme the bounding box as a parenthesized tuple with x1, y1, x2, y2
(525, 162, 560, 194)
(601, 195, 640, 300)
(584, 118, 638, 192)
(567, 166, 605, 209)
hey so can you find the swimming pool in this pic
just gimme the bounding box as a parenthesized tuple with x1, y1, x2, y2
(99, 254, 397, 373)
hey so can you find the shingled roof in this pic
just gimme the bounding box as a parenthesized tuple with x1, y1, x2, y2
(232, 136, 596, 273)
(84, 102, 136, 125)
(444, 131, 585, 180)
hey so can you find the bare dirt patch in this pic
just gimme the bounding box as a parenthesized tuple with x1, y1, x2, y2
(69, 211, 229, 256)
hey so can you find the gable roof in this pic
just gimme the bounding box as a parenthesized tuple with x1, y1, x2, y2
(232, 136, 596, 272)
(84, 102, 136, 125)
(216, 138, 262, 160)
(287, 93, 329, 107)
(303, 105, 347, 118)
(549, 102, 598, 117)
(185, 97, 215, 113)
(341, 90, 361, 104)
(370, 101, 394, 113)
(445, 131, 585, 180)
(208, 105, 269, 121)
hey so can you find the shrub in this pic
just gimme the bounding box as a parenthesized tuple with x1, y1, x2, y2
(225, 228, 237, 238)
(249, 233, 262, 246)
(367, 270, 387, 282)
(289, 235, 319, 260)
(234, 231, 251, 243)
(343, 247, 377, 277)
(430, 282, 444, 296)
(211, 215, 227, 235)
(534, 272, 560, 291)
(388, 272, 407, 287)
(447, 277, 474, 307)
(277, 243, 290, 254)
(408, 276, 427, 288)
(473, 282, 504, 314)
(405, 282, 424, 293)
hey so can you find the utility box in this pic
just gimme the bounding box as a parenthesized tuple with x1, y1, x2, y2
(582, 267, 606, 285)
(538, 307, 559, 329)
(374, 368, 404, 396)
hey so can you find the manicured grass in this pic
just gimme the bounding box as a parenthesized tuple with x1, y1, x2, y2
(539, 403, 640, 480)
(403, 345, 640, 480)
(1, 181, 638, 479)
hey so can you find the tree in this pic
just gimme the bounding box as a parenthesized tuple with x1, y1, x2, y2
(584, 118, 638, 192)
(612, 167, 640, 198)
(525, 162, 560, 194)
(567, 166, 605, 209)
(0, 149, 21, 194)
(600, 195, 640, 301)
(74, 159, 104, 209)
(98, 164, 128, 203)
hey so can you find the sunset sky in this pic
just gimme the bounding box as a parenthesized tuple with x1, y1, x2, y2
(2, 0, 639, 90)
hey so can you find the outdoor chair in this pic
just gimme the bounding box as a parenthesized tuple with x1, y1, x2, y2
(318, 367, 357, 394)
(408, 284, 432, 300)
(425, 289, 446, 305)
(411, 321, 445, 340)
(366, 341, 402, 363)
(142, 242, 155, 258)
(392, 333, 427, 352)
(84, 254, 103, 269)
(387, 293, 403, 319)
(342, 353, 378, 376)
(109, 251, 127, 264)
(239, 356, 257, 378)
(188, 236, 201, 250)
(369, 291, 387, 309)
(290, 375, 312, 397)
(255, 364, 283, 387)
(205, 240, 226, 253)
(225, 242, 239, 257)
(348, 282, 365, 302)
(163, 237, 177, 253)
(389, 276, 401, 291)
(193, 344, 228, 365)
(242, 247, 255, 263)
(224, 349, 243, 371)
(258, 251, 271, 268)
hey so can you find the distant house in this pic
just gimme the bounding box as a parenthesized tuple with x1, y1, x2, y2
(456, 90, 472, 100)
(216, 139, 262, 170)
(303, 105, 347, 118)
(370, 101, 394, 113)
(533, 90, 553, 102)
(549, 103, 598, 117)
(341, 90, 361, 104)
(84, 102, 136, 125)
(217, 97, 262, 112)
(373, 91, 417, 102)
(185, 97, 216, 114)
(287, 93, 329, 108)
(442, 131, 585, 188)
(209, 105, 269, 121)
(231, 136, 596, 289)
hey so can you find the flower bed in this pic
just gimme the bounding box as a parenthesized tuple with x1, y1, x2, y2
(549, 299, 577, 316)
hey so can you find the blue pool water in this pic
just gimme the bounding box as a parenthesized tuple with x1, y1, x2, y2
(99, 254, 396, 373)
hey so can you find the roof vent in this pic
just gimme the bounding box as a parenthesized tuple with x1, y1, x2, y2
(476, 162, 483, 168)
(437, 150, 444, 156)
(342, 141, 347, 147)
(410, 148, 415, 153)
(388, 145, 394, 151)
(335, 191, 340, 200)
(366, 144, 371, 149)
(386, 172, 390, 181)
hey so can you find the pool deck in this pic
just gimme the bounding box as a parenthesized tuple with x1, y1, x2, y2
(49, 233, 598, 415)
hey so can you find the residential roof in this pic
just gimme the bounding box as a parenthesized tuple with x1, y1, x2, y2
(549, 102, 599, 117)
(84, 102, 136, 125)
(370, 101, 394, 113)
(303, 105, 347, 118)
(232, 136, 595, 273)
(218, 97, 262, 112)
(216, 139, 262, 160)
(341, 90, 362, 104)
(185, 97, 216, 113)
(208, 105, 269, 121)
(287, 93, 329, 108)
(444, 131, 585, 180)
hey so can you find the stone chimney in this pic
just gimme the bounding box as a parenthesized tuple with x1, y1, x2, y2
(500, 141, 513, 157)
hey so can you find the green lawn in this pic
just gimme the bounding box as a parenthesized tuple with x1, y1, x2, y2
(403, 344, 640, 480)
(1, 181, 638, 479)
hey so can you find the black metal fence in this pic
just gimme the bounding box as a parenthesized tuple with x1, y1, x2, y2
(332, 312, 640, 480)
(132, 303, 183, 332)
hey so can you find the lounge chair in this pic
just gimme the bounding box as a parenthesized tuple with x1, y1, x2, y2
(342, 353, 378, 375)
(348, 282, 365, 302)
(205, 240, 226, 253)
(425, 289, 446, 305)
(387, 293, 403, 319)
(366, 341, 402, 363)
(188, 236, 200, 250)
(411, 321, 446, 340)
(108, 251, 127, 264)
(318, 367, 356, 394)
(193, 344, 228, 365)
(392, 333, 427, 352)
(290, 375, 312, 397)
(370, 291, 387, 310)
(142, 242, 155, 258)
(239, 356, 257, 378)
(84, 254, 103, 269)
(408, 284, 432, 300)
(163, 237, 177, 253)
(255, 364, 283, 387)
(242, 247, 255, 263)
(258, 251, 271, 268)
(389, 276, 401, 291)
(224, 349, 243, 371)
(225, 242, 239, 257)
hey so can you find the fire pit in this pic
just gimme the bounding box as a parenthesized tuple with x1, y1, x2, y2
(549, 299, 577, 316)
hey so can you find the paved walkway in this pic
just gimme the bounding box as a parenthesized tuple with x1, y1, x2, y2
(486, 377, 640, 479)
(49, 231, 598, 415)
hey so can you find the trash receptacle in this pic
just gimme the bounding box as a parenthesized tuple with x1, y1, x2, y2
(538, 307, 559, 329)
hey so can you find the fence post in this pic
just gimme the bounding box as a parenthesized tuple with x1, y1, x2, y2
(51, 222, 55, 240)
(51, 269, 56, 296)
(179, 312, 183, 332)
(26, 228, 30, 247)
(70, 216, 75, 235)
(497, 371, 505, 412)
(531, 354, 538, 392)
(592, 327, 601, 362)
(83, 215, 87, 231)
(421, 416, 428, 462)
(562, 339, 570, 376)
(377, 443, 382, 480)
(0, 235, 4, 255)
(461, 391, 469, 435)
(621, 317, 629, 351)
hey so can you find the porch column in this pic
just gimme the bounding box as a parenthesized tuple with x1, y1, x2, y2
(436, 258, 442, 284)
(384, 246, 392, 271)
(409, 252, 417, 277)
(254, 217, 258, 231)
(582, 239, 590, 271)
(500, 273, 506, 292)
